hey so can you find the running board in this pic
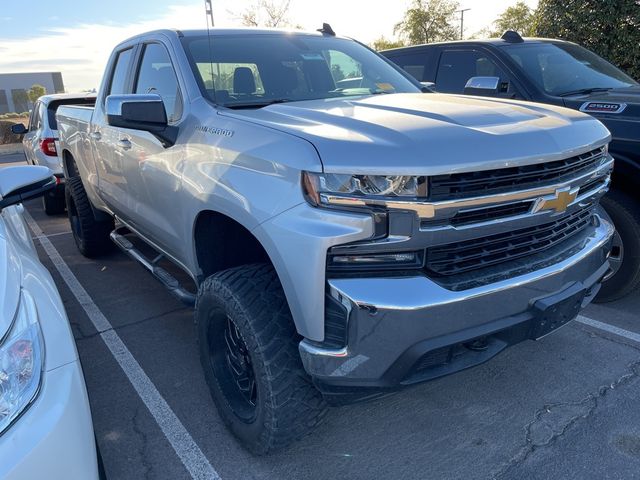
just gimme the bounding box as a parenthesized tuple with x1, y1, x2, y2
(110, 229, 196, 306)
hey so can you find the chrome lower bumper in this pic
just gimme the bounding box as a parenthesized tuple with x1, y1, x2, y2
(300, 217, 614, 396)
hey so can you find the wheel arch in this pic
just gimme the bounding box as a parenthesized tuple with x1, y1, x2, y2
(62, 149, 79, 178)
(192, 209, 305, 335)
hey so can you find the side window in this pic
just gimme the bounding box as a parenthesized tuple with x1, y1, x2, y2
(388, 52, 428, 82)
(436, 50, 509, 94)
(109, 48, 134, 96)
(36, 102, 46, 129)
(29, 102, 40, 130)
(135, 43, 183, 123)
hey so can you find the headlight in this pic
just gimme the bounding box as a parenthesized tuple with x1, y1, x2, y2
(0, 290, 44, 435)
(303, 172, 427, 207)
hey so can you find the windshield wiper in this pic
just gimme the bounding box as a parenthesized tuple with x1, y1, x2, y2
(223, 99, 292, 109)
(559, 87, 612, 97)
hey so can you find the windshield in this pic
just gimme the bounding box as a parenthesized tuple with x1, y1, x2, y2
(501, 42, 638, 96)
(181, 34, 420, 108)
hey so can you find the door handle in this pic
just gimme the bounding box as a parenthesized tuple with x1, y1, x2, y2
(117, 139, 132, 151)
(90, 131, 101, 141)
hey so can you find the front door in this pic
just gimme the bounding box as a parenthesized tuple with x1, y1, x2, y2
(115, 41, 185, 257)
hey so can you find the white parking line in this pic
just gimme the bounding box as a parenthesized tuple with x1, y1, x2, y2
(23, 210, 221, 480)
(31, 230, 72, 240)
(576, 315, 640, 345)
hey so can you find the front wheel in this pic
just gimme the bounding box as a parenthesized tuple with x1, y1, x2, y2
(196, 264, 327, 454)
(595, 190, 640, 303)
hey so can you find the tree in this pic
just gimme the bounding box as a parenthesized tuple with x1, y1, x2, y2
(371, 36, 406, 51)
(28, 84, 47, 105)
(489, 1, 535, 37)
(237, 0, 297, 28)
(534, 0, 640, 80)
(393, 0, 460, 45)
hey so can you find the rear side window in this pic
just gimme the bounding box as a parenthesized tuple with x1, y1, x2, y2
(135, 43, 183, 123)
(108, 48, 134, 96)
(387, 52, 429, 82)
(436, 50, 507, 94)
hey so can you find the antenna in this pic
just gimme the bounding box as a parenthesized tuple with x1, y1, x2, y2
(205, 0, 215, 27)
(203, 0, 218, 105)
(317, 23, 336, 36)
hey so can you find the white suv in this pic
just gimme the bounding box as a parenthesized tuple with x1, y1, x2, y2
(11, 94, 95, 215)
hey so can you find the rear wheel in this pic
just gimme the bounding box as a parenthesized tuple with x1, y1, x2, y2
(65, 176, 114, 257)
(595, 190, 640, 302)
(196, 264, 327, 454)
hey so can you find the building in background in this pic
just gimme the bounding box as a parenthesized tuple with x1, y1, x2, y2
(0, 72, 65, 114)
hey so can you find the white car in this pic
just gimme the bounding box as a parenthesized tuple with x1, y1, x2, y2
(11, 94, 95, 215)
(0, 165, 100, 479)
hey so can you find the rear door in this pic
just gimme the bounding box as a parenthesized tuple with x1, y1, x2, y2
(91, 45, 137, 216)
(116, 41, 185, 256)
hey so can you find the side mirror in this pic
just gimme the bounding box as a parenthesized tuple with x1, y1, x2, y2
(0, 166, 56, 211)
(420, 82, 436, 93)
(105, 94, 177, 147)
(10, 123, 27, 135)
(464, 76, 500, 96)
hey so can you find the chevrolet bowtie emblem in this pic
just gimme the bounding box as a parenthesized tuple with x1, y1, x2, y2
(533, 187, 578, 214)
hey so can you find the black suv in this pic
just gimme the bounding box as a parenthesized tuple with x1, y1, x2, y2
(382, 32, 640, 302)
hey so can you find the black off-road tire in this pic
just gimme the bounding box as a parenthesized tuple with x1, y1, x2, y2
(595, 190, 640, 303)
(65, 176, 114, 258)
(42, 189, 66, 215)
(196, 263, 327, 454)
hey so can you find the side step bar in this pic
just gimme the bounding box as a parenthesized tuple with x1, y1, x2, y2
(110, 229, 196, 307)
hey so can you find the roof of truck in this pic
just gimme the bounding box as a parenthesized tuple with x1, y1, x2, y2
(122, 27, 348, 41)
(381, 37, 574, 54)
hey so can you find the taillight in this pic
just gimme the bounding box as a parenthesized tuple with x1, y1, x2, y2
(40, 138, 58, 157)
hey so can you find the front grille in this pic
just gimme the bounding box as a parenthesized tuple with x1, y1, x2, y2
(428, 147, 606, 201)
(449, 202, 533, 227)
(425, 209, 593, 277)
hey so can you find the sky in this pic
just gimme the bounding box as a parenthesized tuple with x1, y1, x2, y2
(0, 0, 538, 92)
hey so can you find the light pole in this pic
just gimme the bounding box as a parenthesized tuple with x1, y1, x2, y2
(458, 8, 470, 40)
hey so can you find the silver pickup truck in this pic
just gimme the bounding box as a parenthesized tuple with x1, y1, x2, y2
(57, 27, 614, 454)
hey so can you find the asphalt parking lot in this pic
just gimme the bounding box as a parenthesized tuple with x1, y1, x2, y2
(3, 150, 640, 479)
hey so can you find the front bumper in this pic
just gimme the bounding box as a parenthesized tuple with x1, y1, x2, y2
(0, 360, 99, 480)
(300, 217, 614, 403)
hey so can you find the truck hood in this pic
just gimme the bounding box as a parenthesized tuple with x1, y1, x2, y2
(563, 85, 640, 110)
(0, 223, 22, 341)
(223, 93, 611, 175)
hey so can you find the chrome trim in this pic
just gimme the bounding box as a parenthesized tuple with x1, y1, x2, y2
(322, 156, 613, 220)
(299, 340, 348, 357)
